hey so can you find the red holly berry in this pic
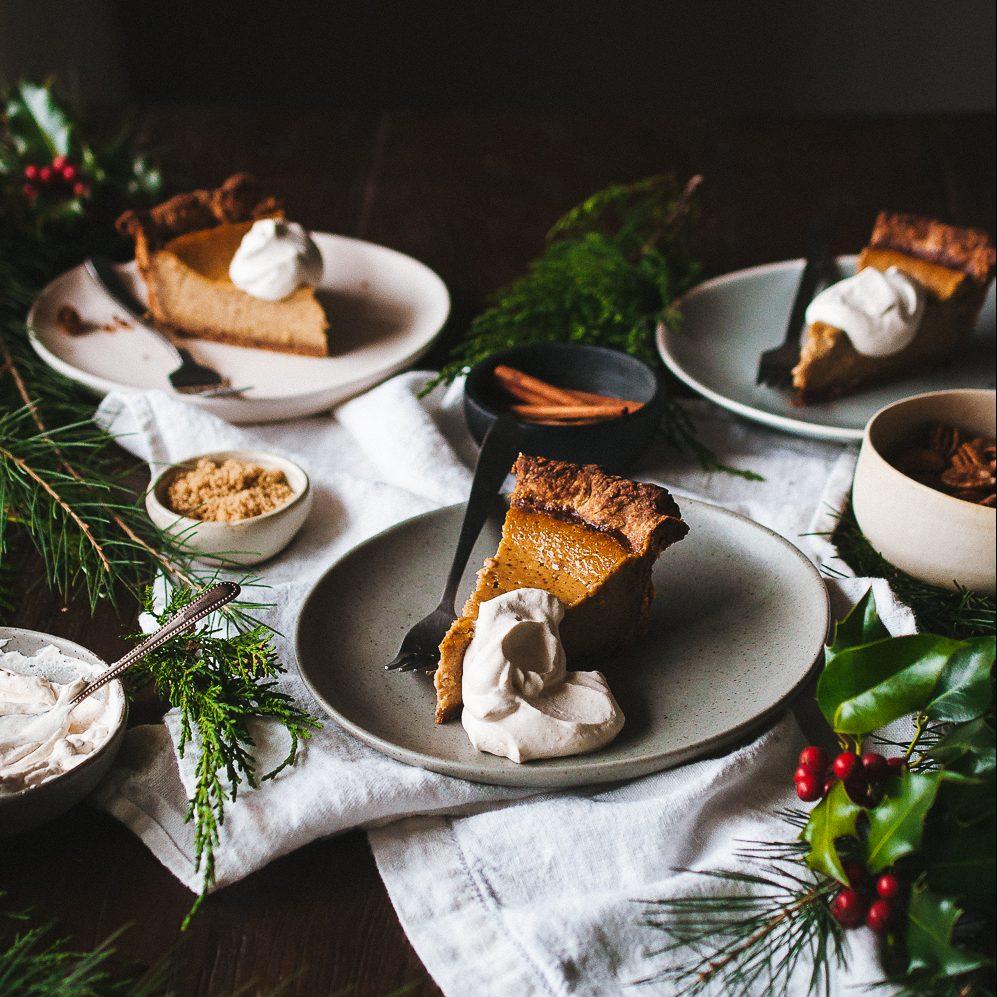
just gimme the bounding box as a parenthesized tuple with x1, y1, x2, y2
(798, 746, 828, 775)
(72, 181, 89, 198)
(876, 873, 901, 900)
(22, 182, 38, 199)
(61, 163, 78, 183)
(795, 773, 822, 802)
(866, 898, 892, 932)
(842, 859, 867, 887)
(831, 888, 867, 928)
(886, 756, 906, 775)
(52, 154, 68, 171)
(38, 165, 54, 183)
(861, 753, 889, 782)
(794, 766, 811, 783)
(823, 777, 836, 797)
(23, 163, 39, 181)
(832, 751, 859, 780)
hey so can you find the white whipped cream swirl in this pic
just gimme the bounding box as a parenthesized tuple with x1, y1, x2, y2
(804, 266, 925, 357)
(229, 218, 323, 301)
(461, 589, 625, 763)
(0, 644, 123, 793)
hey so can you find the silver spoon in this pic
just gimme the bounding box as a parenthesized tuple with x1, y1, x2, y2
(69, 581, 241, 706)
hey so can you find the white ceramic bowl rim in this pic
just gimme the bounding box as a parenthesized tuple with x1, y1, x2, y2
(863, 388, 997, 519)
(147, 449, 311, 530)
(0, 627, 126, 802)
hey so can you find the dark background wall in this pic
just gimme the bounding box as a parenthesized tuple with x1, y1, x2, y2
(1, 0, 995, 114)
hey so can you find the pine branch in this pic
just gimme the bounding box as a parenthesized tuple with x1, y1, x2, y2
(635, 848, 845, 995)
(0, 895, 175, 996)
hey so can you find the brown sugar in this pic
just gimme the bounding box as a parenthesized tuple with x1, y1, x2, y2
(166, 458, 295, 522)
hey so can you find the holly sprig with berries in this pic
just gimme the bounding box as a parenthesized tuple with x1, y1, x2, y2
(640, 590, 995, 995)
(0, 79, 162, 271)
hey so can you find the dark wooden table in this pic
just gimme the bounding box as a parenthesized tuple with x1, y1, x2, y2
(2, 108, 993, 995)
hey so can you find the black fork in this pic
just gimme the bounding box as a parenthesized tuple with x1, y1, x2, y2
(385, 413, 522, 673)
(755, 217, 840, 389)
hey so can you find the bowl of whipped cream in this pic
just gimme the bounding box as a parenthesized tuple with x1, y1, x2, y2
(0, 627, 126, 836)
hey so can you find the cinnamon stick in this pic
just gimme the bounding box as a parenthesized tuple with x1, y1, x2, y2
(510, 403, 632, 420)
(495, 365, 643, 408)
(494, 365, 582, 406)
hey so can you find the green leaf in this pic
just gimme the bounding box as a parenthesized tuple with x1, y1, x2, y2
(927, 636, 995, 722)
(864, 771, 948, 873)
(928, 717, 996, 776)
(817, 633, 961, 735)
(906, 883, 987, 982)
(4, 80, 74, 159)
(800, 781, 862, 883)
(826, 588, 889, 658)
(924, 818, 996, 906)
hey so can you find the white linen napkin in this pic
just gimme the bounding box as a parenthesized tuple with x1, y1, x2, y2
(91, 376, 912, 993)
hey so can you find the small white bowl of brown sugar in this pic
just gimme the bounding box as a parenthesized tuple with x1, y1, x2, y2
(146, 450, 312, 566)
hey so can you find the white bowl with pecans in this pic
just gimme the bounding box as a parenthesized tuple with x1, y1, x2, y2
(146, 450, 312, 566)
(852, 389, 995, 593)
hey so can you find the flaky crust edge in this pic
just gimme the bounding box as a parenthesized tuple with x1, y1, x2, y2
(510, 453, 689, 554)
(115, 173, 283, 250)
(868, 211, 996, 285)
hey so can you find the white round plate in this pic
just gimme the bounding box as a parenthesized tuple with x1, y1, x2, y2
(658, 256, 996, 442)
(295, 497, 830, 789)
(26, 233, 450, 424)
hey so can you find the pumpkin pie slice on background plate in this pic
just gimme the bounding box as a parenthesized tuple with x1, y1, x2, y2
(26, 175, 450, 424)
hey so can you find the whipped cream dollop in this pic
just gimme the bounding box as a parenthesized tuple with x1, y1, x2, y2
(805, 266, 925, 357)
(0, 644, 123, 793)
(228, 218, 323, 301)
(461, 589, 624, 763)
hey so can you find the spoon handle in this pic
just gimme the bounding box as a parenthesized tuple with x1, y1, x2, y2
(70, 581, 241, 706)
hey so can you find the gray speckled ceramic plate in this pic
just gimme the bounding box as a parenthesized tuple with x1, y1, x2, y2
(658, 256, 997, 442)
(295, 497, 830, 788)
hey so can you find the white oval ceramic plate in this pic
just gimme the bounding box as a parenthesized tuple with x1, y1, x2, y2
(26, 233, 450, 424)
(295, 496, 830, 789)
(658, 256, 997, 442)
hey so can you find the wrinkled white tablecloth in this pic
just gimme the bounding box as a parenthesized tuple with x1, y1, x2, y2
(92, 374, 913, 994)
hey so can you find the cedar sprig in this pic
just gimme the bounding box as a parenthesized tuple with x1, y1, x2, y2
(427, 173, 702, 391)
(829, 503, 996, 639)
(129, 586, 320, 927)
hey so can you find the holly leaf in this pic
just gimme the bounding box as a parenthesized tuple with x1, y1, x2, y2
(864, 771, 954, 873)
(906, 884, 987, 982)
(800, 780, 862, 883)
(817, 634, 961, 735)
(4, 80, 74, 160)
(825, 587, 889, 659)
(928, 717, 996, 775)
(927, 637, 996, 723)
(924, 819, 996, 906)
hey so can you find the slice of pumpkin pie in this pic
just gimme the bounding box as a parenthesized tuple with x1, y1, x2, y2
(792, 212, 995, 403)
(434, 454, 688, 723)
(116, 173, 330, 357)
